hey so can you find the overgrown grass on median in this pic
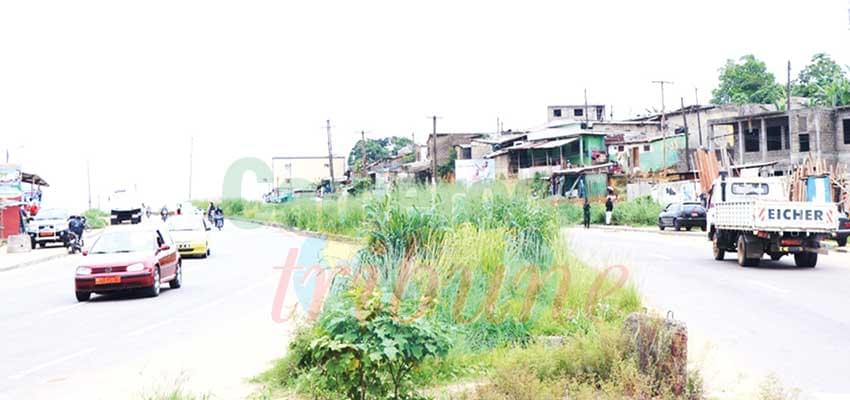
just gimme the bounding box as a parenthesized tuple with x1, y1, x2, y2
(239, 183, 703, 399)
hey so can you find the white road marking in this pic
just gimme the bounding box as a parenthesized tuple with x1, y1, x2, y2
(746, 280, 789, 295)
(648, 253, 673, 261)
(39, 302, 86, 318)
(8, 348, 95, 379)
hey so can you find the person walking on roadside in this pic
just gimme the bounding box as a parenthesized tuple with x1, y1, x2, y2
(605, 194, 614, 225)
(583, 199, 591, 229)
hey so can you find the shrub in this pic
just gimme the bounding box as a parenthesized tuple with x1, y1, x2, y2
(288, 290, 451, 400)
(82, 209, 109, 229)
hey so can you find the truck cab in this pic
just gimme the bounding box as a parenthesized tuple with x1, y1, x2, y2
(706, 176, 786, 232)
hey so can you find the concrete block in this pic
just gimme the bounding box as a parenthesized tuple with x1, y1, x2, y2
(6, 234, 32, 254)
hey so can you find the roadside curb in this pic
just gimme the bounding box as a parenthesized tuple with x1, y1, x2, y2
(229, 216, 364, 245)
(0, 252, 68, 273)
(586, 224, 706, 237)
(0, 229, 104, 273)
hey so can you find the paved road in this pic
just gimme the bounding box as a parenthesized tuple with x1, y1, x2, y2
(0, 223, 306, 400)
(567, 227, 850, 399)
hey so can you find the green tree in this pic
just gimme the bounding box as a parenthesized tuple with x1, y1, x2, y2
(794, 53, 846, 98)
(348, 136, 414, 172)
(711, 55, 784, 105)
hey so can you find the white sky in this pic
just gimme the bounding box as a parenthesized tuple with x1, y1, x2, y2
(2, 0, 849, 211)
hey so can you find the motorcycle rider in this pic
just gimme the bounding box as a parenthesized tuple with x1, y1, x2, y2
(213, 207, 224, 229)
(67, 215, 85, 250)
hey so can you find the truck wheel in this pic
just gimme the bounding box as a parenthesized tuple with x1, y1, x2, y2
(737, 235, 760, 267)
(794, 252, 817, 268)
(838, 237, 847, 247)
(713, 235, 725, 260)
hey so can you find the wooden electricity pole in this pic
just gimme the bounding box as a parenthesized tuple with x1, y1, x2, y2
(681, 97, 691, 171)
(695, 88, 703, 147)
(652, 80, 673, 168)
(429, 116, 438, 187)
(360, 130, 367, 177)
(325, 119, 335, 193)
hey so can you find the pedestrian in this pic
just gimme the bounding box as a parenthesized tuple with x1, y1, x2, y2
(605, 194, 614, 225)
(583, 199, 591, 229)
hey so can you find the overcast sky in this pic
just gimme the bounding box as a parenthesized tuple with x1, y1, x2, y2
(2, 0, 849, 211)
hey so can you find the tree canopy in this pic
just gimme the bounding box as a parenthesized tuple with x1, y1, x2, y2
(794, 53, 850, 106)
(347, 136, 414, 172)
(711, 55, 784, 105)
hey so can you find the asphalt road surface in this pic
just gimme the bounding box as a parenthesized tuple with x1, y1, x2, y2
(567, 227, 850, 400)
(0, 223, 306, 400)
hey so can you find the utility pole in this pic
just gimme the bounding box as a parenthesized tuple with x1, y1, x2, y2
(428, 116, 438, 187)
(681, 97, 691, 171)
(652, 80, 673, 169)
(787, 61, 793, 166)
(694, 88, 703, 147)
(188, 135, 193, 200)
(325, 119, 335, 193)
(87, 160, 92, 210)
(583, 89, 590, 126)
(360, 130, 367, 178)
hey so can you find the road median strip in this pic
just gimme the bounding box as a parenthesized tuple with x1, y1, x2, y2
(229, 216, 363, 245)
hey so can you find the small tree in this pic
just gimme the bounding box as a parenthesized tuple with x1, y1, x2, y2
(711, 55, 784, 105)
(794, 53, 846, 99)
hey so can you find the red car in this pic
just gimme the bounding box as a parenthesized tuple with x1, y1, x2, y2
(75, 224, 182, 302)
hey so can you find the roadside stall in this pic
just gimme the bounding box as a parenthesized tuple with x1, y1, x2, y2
(0, 165, 48, 240)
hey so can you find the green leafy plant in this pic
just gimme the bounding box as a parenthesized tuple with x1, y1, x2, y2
(297, 290, 451, 400)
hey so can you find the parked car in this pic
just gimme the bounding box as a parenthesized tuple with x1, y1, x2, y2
(74, 224, 182, 302)
(834, 213, 849, 247)
(658, 202, 706, 231)
(166, 215, 211, 258)
(27, 208, 71, 248)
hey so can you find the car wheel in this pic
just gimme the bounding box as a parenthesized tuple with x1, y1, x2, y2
(145, 267, 161, 297)
(75, 291, 91, 302)
(794, 252, 818, 268)
(769, 253, 782, 261)
(170, 263, 182, 289)
(737, 235, 760, 267)
(713, 235, 725, 260)
(686, 226, 692, 231)
(206, 247, 211, 257)
(838, 237, 848, 247)
(673, 219, 681, 231)
(700, 225, 706, 231)
(38, 242, 46, 248)
(659, 225, 665, 231)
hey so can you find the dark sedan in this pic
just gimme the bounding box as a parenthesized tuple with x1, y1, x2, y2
(835, 214, 849, 247)
(658, 202, 706, 231)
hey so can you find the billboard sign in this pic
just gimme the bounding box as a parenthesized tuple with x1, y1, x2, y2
(0, 164, 22, 199)
(455, 159, 495, 185)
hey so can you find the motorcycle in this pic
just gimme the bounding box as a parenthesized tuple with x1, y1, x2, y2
(214, 214, 224, 230)
(161, 208, 168, 222)
(67, 232, 84, 254)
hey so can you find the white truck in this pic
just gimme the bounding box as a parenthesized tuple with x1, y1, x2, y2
(108, 189, 143, 225)
(707, 175, 837, 268)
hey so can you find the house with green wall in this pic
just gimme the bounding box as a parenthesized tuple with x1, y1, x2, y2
(607, 134, 685, 173)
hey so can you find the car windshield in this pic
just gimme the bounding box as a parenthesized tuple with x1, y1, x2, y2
(89, 230, 154, 254)
(34, 209, 68, 220)
(731, 182, 770, 196)
(683, 205, 704, 213)
(167, 216, 205, 231)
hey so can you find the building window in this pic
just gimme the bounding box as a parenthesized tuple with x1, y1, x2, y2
(574, 108, 584, 117)
(553, 109, 562, 117)
(844, 119, 850, 145)
(766, 126, 782, 151)
(643, 144, 651, 152)
(461, 148, 472, 159)
(744, 129, 760, 153)
(799, 133, 810, 152)
(797, 115, 808, 132)
(618, 145, 625, 152)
